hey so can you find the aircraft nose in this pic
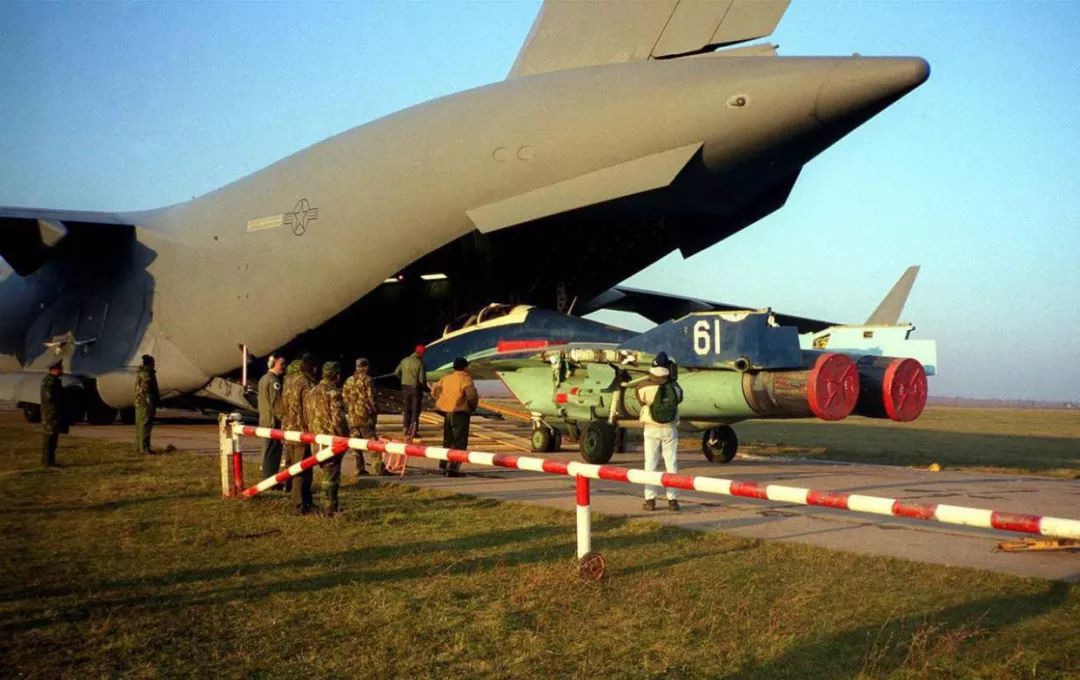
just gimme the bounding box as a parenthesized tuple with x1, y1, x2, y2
(814, 57, 930, 125)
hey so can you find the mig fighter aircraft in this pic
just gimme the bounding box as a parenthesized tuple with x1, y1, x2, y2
(423, 268, 935, 463)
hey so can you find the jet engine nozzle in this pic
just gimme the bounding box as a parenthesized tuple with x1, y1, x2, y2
(814, 57, 930, 126)
(853, 355, 928, 422)
(742, 352, 860, 422)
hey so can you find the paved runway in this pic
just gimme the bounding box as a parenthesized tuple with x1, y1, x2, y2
(9, 407, 1080, 582)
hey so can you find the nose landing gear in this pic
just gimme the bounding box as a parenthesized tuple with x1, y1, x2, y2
(530, 425, 563, 453)
(702, 425, 738, 463)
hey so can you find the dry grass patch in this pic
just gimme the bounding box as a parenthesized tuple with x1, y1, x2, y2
(737, 407, 1080, 478)
(0, 424, 1077, 678)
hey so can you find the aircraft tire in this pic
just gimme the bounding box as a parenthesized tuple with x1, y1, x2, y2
(63, 387, 86, 427)
(580, 422, 615, 464)
(702, 426, 738, 463)
(22, 403, 41, 423)
(550, 430, 562, 452)
(531, 427, 553, 453)
(120, 408, 136, 425)
(614, 427, 626, 453)
(86, 400, 119, 425)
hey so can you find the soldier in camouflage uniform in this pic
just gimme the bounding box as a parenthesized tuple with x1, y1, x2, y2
(305, 361, 348, 515)
(40, 360, 66, 467)
(134, 354, 160, 454)
(342, 357, 381, 477)
(282, 353, 318, 514)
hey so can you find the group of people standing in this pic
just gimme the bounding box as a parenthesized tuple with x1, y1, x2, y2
(257, 354, 378, 516)
(258, 346, 479, 516)
(38, 344, 683, 516)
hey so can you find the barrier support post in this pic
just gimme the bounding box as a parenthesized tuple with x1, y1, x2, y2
(218, 414, 231, 498)
(230, 413, 244, 497)
(575, 475, 605, 580)
(576, 475, 591, 558)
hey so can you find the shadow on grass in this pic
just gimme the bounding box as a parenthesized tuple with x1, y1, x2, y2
(0, 490, 209, 516)
(723, 581, 1073, 679)
(1, 513, 718, 630)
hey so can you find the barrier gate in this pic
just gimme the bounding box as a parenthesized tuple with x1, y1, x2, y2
(220, 415, 1080, 579)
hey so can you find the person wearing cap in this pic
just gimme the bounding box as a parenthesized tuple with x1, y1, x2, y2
(394, 344, 428, 442)
(304, 361, 349, 515)
(282, 352, 318, 513)
(134, 354, 161, 454)
(431, 356, 479, 477)
(40, 360, 66, 467)
(343, 357, 382, 476)
(635, 351, 684, 511)
(258, 354, 286, 482)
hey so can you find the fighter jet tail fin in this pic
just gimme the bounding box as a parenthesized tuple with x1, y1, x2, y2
(509, 0, 790, 79)
(0, 207, 133, 275)
(865, 265, 920, 325)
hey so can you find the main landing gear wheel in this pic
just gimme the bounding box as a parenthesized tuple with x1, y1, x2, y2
(120, 408, 136, 425)
(85, 392, 118, 425)
(579, 421, 615, 464)
(22, 403, 41, 423)
(613, 427, 627, 454)
(578, 552, 606, 581)
(703, 426, 738, 463)
(62, 388, 86, 427)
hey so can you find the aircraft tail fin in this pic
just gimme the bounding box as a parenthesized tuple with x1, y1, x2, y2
(509, 0, 790, 79)
(865, 266, 920, 325)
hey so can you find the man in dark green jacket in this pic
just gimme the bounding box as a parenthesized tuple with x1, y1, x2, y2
(258, 354, 286, 480)
(40, 360, 66, 467)
(134, 354, 160, 454)
(394, 345, 427, 442)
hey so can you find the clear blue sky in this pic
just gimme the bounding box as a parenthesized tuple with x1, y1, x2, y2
(1, 1, 1078, 401)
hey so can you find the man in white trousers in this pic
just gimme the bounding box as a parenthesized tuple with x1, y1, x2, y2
(635, 351, 684, 512)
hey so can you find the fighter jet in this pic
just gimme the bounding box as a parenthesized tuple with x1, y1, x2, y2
(423, 267, 934, 463)
(0, 1, 929, 424)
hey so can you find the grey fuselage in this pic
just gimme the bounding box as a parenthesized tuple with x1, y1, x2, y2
(0, 54, 928, 408)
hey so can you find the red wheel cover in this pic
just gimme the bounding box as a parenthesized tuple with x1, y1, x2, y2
(807, 353, 859, 421)
(882, 358, 927, 422)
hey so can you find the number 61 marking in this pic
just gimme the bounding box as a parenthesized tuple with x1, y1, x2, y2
(692, 319, 723, 356)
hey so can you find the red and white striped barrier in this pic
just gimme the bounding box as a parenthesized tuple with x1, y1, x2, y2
(225, 420, 1080, 542)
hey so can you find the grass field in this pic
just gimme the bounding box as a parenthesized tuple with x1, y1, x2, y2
(734, 407, 1080, 479)
(2, 423, 1079, 678)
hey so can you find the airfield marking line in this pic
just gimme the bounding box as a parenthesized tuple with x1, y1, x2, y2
(418, 412, 533, 453)
(230, 422, 1080, 541)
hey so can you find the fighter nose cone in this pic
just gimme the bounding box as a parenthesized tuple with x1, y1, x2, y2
(815, 57, 930, 125)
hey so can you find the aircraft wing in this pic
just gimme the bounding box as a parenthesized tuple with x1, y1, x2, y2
(579, 285, 837, 334)
(509, 0, 790, 79)
(0, 206, 134, 275)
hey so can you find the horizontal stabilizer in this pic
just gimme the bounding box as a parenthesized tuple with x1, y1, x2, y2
(466, 142, 702, 233)
(866, 265, 920, 325)
(801, 325, 937, 376)
(510, 0, 790, 79)
(0, 206, 133, 275)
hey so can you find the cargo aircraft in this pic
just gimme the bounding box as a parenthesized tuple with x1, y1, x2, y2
(0, 0, 929, 425)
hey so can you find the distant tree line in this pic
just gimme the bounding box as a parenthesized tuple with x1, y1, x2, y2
(928, 397, 1077, 410)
